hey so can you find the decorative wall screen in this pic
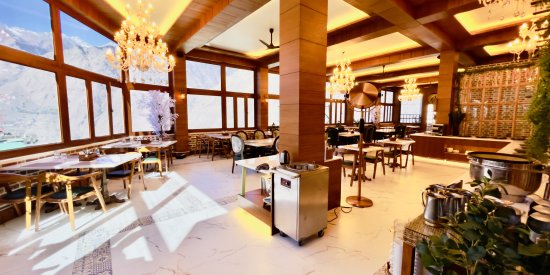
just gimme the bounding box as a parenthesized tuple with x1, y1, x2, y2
(458, 62, 539, 139)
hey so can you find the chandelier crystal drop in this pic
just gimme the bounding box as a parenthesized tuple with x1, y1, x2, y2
(105, 0, 175, 74)
(398, 78, 422, 101)
(508, 20, 548, 61)
(327, 52, 357, 97)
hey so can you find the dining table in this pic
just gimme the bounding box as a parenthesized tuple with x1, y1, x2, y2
(337, 144, 385, 182)
(0, 152, 142, 205)
(205, 133, 233, 140)
(244, 138, 275, 148)
(101, 140, 177, 172)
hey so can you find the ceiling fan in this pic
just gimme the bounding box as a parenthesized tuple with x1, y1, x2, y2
(259, 28, 279, 49)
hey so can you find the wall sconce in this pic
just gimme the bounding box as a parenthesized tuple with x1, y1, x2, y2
(180, 93, 186, 100)
(178, 88, 186, 100)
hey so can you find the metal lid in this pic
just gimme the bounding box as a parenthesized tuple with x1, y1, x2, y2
(467, 151, 531, 164)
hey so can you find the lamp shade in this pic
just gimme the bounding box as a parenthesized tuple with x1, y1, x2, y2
(349, 83, 379, 109)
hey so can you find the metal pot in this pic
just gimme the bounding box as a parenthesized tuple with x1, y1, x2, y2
(468, 152, 544, 202)
(279, 150, 290, 165)
(422, 190, 446, 227)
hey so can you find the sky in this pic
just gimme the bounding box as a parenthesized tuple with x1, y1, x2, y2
(0, 0, 113, 46)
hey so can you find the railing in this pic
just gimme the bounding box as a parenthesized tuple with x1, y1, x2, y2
(400, 114, 421, 124)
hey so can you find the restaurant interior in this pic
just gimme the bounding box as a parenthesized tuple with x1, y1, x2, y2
(1, 0, 550, 274)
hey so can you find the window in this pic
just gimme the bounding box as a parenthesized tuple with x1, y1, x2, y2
(130, 90, 154, 132)
(186, 60, 221, 90)
(66, 76, 90, 140)
(0, 61, 61, 151)
(400, 96, 423, 124)
(237, 98, 245, 128)
(268, 99, 279, 126)
(187, 95, 222, 129)
(226, 97, 234, 128)
(380, 90, 394, 123)
(325, 102, 330, 124)
(226, 67, 253, 93)
(60, 12, 119, 78)
(92, 82, 109, 136)
(247, 99, 255, 128)
(268, 73, 279, 95)
(111, 86, 125, 134)
(0, 0, 54, 59)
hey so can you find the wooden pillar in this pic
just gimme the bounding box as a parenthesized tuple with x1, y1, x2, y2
(173, 54, 190, 151)
(436, 50, 459, 130)
(279, 0, 328, 162)
(345, 102, 354, 126)
(256, 66, 269, 130)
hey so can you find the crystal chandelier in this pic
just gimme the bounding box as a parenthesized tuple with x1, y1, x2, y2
(398, 78, 422, 101)
(508, 20, 548, 61)
(105, 0, 175, 74)
(327, 52, 357, 98)
(478, 0, 528, 19)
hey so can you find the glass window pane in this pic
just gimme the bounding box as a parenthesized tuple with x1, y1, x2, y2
(354, 108, 362, 123)
(0, 0, 54, 59)
(386, 91, 394, 104)
(325, 102, 330, 124)
(92, 82, 109, 136)
(60, 12, 119, 79)
(268, 99, 279, 126)
(400, 95, 422, 124)
(111, 86, 125, 134)
(0, 61, 60, 151)
(237, 97, 245, 128)
(129, 68, 168, 86)
(226, 67, 253, 93)
(226, 97, 234, 129)
(186, 60, 221, 90)
(187, 95, 222, 129)
(331, 102, 336, 124)
(66, 76, 89, 140)
(268, 73, 279, 95)
(130, 90, 154, 132)
(247, 98, 254, 128)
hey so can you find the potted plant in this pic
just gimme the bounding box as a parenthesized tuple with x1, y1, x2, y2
(416, 178, 550, 275)
(527, 43, 550, 163)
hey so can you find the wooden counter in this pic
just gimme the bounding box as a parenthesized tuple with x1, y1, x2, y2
(410, 133, 511, 162)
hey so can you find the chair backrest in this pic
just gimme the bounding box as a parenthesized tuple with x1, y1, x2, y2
(395, 124, 407, 138)
(43, 171, 101, 186)
(272, 129, 280, 138)
(326, 127, 339, 146)
(236, 130, 248, 140)
(271, 136, 280, 152)
(254, 130, 265, 139)
(138, 146, 161, 153)
(0, 173, 33, 193)
(363, 125, 376, 143)
(231, 135, 245, 155)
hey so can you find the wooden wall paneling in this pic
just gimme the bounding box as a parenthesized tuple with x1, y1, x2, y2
(255, 66, 269, 130)
(86, 80, 96, 138)
(173, 55, 190, 151)
(221, 64, 227, 130)
(436, 50, 459, 129)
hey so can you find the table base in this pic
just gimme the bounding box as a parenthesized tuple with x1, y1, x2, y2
(346, 195, 373, 208)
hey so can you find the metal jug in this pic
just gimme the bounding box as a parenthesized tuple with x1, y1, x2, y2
(279, 150, 290, 165)
(422, 190, 446, 227)
(445, 191, 466, 218)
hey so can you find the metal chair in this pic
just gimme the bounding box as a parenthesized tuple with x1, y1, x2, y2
(236, 130, 248, 140)
(0, 173, 52, 231)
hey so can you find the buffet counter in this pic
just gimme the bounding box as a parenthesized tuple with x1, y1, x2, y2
(410, 133, 514, 162)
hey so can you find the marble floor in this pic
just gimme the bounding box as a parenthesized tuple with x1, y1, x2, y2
(0, 155, 471, 275)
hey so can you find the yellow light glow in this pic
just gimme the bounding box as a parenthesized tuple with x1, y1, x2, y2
(454, 4, 547, 35)
(327, 0, 369, 31)
(483, 43, 511, 56)
(232, 208, 272, 238)
(244, 48, 279, 59)
(326, 33, 422, 66)
(104, 0, 192, 35)
(351, 55, 440, 77)
(374, 72, 439, 83)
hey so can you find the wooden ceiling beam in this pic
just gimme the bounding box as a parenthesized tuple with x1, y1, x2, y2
(356, 65, 440, 82)
(328, 16, 399, 47)
(166, 0, 269, 53)
(187, 48, 259, 68)
(344, 0, 455, 51)
(326, 46, 438, 74)
(52, 0, 122, 39)
(456, 25, 519, 50)
(413, 0, 481, 24)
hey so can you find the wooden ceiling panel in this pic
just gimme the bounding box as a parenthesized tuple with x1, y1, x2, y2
(54, 0, 123, 39)
(356, 65, 440, 82)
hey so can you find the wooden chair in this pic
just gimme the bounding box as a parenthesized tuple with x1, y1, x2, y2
(260, 136, 280, 156)
(39, 171, 106, 231)
(364, 145, 386, 179)
(272, 129, 280, 138)
(195, 135, 209, 158)
(138, 147, 163, 177)
(334, 148, 360, 186)
(0, 173, 52, 231)
(210, 138, 230, 161)
(383, 144, 403, 172)
(402, 143, 415, 168)
(103, 149, 146, 199)
(254, 129, 266, 139)
(236, 130, 248, 140)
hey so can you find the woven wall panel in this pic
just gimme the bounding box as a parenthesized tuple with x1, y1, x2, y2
(458, 63, 539, 139)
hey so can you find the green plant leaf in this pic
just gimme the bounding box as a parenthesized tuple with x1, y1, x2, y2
(467, 246, 486, 262)
(463, 229, 481, 242)
(518, 243, 546, 256)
